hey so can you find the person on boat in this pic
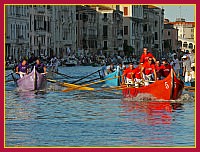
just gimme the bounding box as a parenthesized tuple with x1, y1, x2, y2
(155, 60, 161, 80)
(15, 59, 29, 78)
(190, 63, 195, 87)
(172, 55, 181, 78)
(182, 55, 191, 83)
(140, 57, 157, 83)
(116, 62, 126, 72)
(132, 63, 143, 87)
(106, 62, 115, 74)
(159, 59, 172, 79)
(50, 56, 59, 72)
(121, 63, 135, 85)
(140, 47, 156, 64)
(35, 58, 47, 74)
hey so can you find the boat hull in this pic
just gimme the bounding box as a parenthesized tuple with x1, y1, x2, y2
(122, 69, 184, 100)
(17, 68, 47, 91)
(104, 70, 121, 86)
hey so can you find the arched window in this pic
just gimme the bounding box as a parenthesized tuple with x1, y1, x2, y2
(188, 43, 193, 49)
(183, 42, 188, 48)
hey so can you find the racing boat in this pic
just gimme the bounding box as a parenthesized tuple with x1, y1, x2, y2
(122, 69, 184, 100)
(17, 66, 47, 91)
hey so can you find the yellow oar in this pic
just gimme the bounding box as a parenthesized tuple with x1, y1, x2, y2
(47, 79, 94, 91)
(60, 82, 94, 91)
(62, 76, 120, 92)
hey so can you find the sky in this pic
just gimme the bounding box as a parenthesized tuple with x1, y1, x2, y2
(156, 5, 195, 22)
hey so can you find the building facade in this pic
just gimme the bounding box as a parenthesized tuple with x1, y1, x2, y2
(96, 5, 124, 57)
(143, 5, 164, 59)
(171, 18, 195, 52)
(52, 5, 76, 58)
(5, 5, 166, 62)
(29, 5, 52, 58)
(5, 5, 29, 61)
(163, 19, 178, 57)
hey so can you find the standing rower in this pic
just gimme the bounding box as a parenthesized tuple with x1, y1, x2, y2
(140, 47, 156, 64)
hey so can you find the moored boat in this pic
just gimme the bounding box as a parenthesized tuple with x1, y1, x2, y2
(17, 66, 47, 91)
(122, 69, 184, 100)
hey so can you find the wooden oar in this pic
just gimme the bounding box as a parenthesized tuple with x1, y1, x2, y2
(60, 82, 94, 91)
(77, 77, 101, 85)
(47, 79, 94, 91)
(71, 69, 101, 84)
(62, 75, 120, 92)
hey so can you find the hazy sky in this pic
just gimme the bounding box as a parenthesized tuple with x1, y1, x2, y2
(156, 5, 195, 22)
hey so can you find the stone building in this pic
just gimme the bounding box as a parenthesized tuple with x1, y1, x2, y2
(96, 5, 124, 57)
(119, 5, 144, 57)
(163, 19, 178, 57)
(52, 5, 76, 58)
(170, 18, 195, 52)
(143, 5, 164, 59)
(5, 5, 29, 61)
(29, 5, 52, 58)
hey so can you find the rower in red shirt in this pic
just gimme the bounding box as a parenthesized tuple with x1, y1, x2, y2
(140, 57, 157, 82)
(140, 47, 156, 64)
(159, 59, 172, 79)
(132, 63, 143, 87)
(133, 63, 142, 80)
(155, 60, 161, 80)
(121, 63, 135, 85)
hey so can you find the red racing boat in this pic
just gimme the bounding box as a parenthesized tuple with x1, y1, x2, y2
(122, 69, 184, 100)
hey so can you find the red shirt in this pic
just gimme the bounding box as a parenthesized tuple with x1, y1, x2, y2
(140, 52, 155, 63)
(133, 67, 142, 79)
(123, 68, 134, 79)
(155, 65, 161, 73)
(160, 64, 171, 77)
(142, 62, 155, 75)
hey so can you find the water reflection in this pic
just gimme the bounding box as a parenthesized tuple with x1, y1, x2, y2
(121, 99, 184, 126)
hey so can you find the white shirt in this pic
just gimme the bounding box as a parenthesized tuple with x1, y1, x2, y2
(173, 59, 180, 69)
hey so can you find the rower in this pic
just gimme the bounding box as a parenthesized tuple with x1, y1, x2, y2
(159, 59, 172, 79)
(155, 60, 161, 80)
(140, 57, 157, 85)
(15, 59, 29, 78)
(140, 47, 156, 64)
(106, 62, 115, 74)
(132, 63, 143, 87)
(121, 63, 135, 85)
(35, 58, 47, 74)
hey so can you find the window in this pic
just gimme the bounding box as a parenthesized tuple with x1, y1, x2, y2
(188, 43, 193, 49)
(103, 41, 108, 49)
(155, 21, 158, 27)
(104, 13, 107, 18)
(183, 42, 188, 48)
(124, 7, 128, 16)
(155, 32, 158, 40)
(103, 25, 108, 37)
(124, 26, 128, 35)
(168, 31, 170, 36)
(124, 40, 128, 45)
(143, 24, 147, 32)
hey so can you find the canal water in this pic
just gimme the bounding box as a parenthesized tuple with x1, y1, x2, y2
(5, 66, 195, 147)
